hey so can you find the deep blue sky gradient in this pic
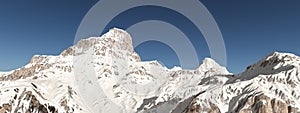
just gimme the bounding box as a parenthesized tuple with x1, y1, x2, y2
(0, 0, 299, 74)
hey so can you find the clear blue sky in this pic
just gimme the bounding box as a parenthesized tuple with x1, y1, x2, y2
(0, 0, 299, 74)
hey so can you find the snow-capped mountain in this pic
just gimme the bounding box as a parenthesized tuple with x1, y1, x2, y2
(184, 52, 300, 113)
(0, 28, 299, 113)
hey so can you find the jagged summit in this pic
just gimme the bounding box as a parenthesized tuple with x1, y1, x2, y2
(198, 58, 229, 73)
(267, 52, 299, 59)
(238, 52, 300, 80)
(261, 52, 300, 67)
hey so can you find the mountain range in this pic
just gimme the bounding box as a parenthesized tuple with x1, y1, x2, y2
(0, 28, 299, 113)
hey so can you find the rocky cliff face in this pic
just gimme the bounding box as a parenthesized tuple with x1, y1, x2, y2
(0, 28, 299, 113)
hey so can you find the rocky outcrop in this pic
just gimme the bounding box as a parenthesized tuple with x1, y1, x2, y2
(184, 94, 299, 113)
(232, 94, 299, 113)
(0, 89, 58, 113)
(0, 63, 51, 81)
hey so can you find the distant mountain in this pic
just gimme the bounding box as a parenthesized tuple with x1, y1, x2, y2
(0, 28, 299, 113)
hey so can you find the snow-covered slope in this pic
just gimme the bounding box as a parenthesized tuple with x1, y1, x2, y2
(184, 52, 300, 113)
(0, 28, 299, 113)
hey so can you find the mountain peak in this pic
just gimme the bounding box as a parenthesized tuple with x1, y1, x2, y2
(201, 58, 219, 66)
(243, 52, 299, 72)
(238, 51, 300, 82)
(60, 28, 135, 58)
(108, 27, 128, 34)
(103, 28, 133, 45)
(266, 52, 299, 61)
(197, 58, 230, 75)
